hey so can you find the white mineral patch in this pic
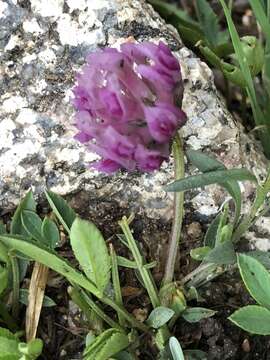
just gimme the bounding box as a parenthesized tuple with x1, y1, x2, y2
(66, 0, 87, 11)
(87, 0, 109, 10)
(22, 53, 38, 64)
(0, 118, 16, 148)
(31, 0, 64, 18)
(4, 35, 21, 51)
(55, 147, 80, 163)
(57, 13, 101, 46)
(192, 193, 219, 216)
(29, 79, 47, 94)
(0, 0, 8, 18)
(15, 108, 38, 125)
(2, 96, 27, 114)
(38, 48, 56, 66)
(23, 19, 44, 34)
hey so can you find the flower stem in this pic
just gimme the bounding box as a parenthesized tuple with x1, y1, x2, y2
(163, 132, 185, 284)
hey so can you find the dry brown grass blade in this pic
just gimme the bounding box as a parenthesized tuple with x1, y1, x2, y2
(26, 262, 49, 341)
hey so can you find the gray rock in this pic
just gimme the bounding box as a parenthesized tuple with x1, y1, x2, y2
(0, 0, 268, 264)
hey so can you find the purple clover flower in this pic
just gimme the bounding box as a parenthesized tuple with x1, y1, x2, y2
(72, 41, 186, 173)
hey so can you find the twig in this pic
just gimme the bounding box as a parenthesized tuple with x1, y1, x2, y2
(26, 262, 49, 341)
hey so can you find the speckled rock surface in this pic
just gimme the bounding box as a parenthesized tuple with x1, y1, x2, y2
(0, 0, 268, 256)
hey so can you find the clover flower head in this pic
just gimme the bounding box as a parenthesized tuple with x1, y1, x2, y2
(72, 41, 186, 173)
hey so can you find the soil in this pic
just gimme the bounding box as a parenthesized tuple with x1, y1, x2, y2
(26, 207, 270, 360)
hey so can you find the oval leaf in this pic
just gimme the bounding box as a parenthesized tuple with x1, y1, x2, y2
(165, 168, 257, 192)
(182, 307, 216, 323)
(245, 250, 270, 270)
(11, 190, 36, 236)
(187, 150, 224, 173)
(204, 213, 222, 248)
(41, 217, 60, 249)
(21, 210, 43, 242)
(205, 240, 236, 265)
(70, 218, 111, 294)
(169, 337, 185, 360)
(147, 306, 175, 329)
(237, 254, 270, 308)
(0, 235, 99, 297)
(45, 190, 76, 233)
(229, 305, 270, 335)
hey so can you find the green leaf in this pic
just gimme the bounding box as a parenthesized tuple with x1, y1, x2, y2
(19, 289, 56, 307)
(0, 327, 20, 358)
(11, 190, 36, 235)
(0, 266, 8, 296)
(70, 218, 111, 294)
(169, 337, 185, 360)
(249, 0, 270, 46)
(0, 235, 100, 297)
(117, 256, 156, 269)
(41, 217, 60, 249)
(187, 150, 242, 223)
(204, 213, 222, 248)
(21, 210, 43, 242)
(10, 192, 36, 281)
(146, 306, 175, 329)
(195, 0, 221, 47)
(237, 254, 270, 308)
(45, 190, 76, 233)
(205, 240, 236, 265)
(190, 246, 211, 261)
(184, 350, 207, 360)
(229, 305, 270, 335)
(182, 307, 216, 323)
(245, 250, 270, 270)
(165, 168, 256, 193)
(83, 328, 129, 360)
(187, 150, 224, 173)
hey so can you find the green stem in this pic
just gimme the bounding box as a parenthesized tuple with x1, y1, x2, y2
(119, 218, 160, 308)
(163, 133, 185, 284)
(10, 254, 20, 319)
(110, 245, 125, 327)
(102, 296, 149, 332)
